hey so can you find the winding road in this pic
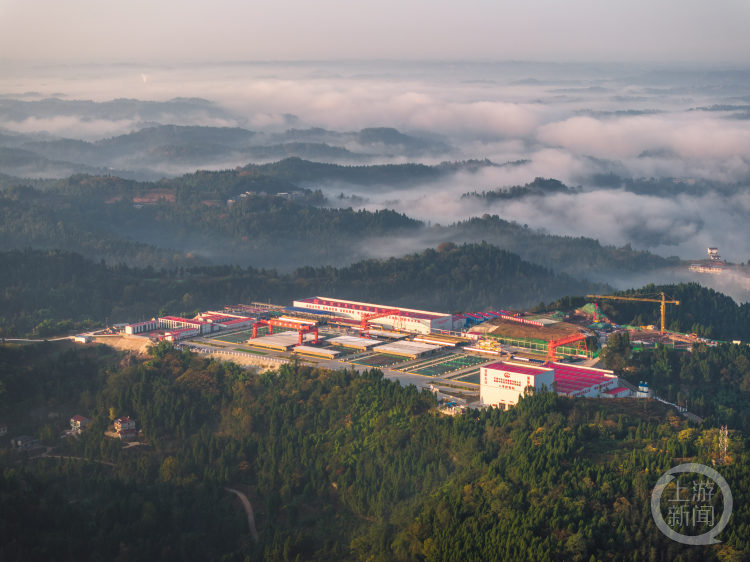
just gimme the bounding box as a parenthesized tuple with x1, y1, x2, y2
(32, 452, 259, 541)
(225, 487, 259, 541)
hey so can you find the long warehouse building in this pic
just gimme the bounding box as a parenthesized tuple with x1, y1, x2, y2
(293, 296, 463, 334)
(480, 361, 626, 409)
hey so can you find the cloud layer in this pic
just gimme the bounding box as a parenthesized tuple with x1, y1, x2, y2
(2, 61, 749, 271)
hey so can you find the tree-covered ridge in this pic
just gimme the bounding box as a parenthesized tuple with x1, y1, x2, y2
(444, 214, 676, 275)
(242, 157, 443, 185)
(1, 344, 747, 560)
(602, 334, 750, 432)
(462, 177, 576, 201)
(0, 117, 455, 180)
(0, 179, 421, 267)
(591, 283, 750, 340)
(0, 244, 606, 337)
(0, 170, 680, 276)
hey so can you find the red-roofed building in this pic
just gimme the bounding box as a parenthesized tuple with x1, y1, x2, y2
(114, 416, 136, 433)
(125, 320, 157, 335)
(292, 296, 463, 334)
(195, 312, 254, 332)
(481, 361, 622, 408)
(163, 327, 200, 341)
(480, 362, 555, 409)
(70, 414, 90, 433)
(158, 316, 211, 335)
(549, 362, 620, 398)
(214, 317, 255, 330)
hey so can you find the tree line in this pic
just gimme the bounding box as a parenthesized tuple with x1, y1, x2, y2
(1, 343, 747, 560)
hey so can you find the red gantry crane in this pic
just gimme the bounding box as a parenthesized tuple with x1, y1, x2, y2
(360, 309, 402, 337)
(546, 332, 589, 363)
(251, 318, 319, 346)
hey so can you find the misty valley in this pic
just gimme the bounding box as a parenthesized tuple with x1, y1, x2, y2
(2, 59, 750, 561)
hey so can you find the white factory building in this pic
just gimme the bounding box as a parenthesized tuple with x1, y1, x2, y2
(480, 362, 556, 409)
(125, 320, 158, 335)
(292, 296, 463, 334)
(480, 361, 626, 409)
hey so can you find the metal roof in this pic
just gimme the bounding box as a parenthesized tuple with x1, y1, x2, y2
(374, 340, 441, 357)
(482, 362, 553, 376)
(328, 335, 382, 348)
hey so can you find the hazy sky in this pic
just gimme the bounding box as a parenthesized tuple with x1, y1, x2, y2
(1, 0, 749, 64)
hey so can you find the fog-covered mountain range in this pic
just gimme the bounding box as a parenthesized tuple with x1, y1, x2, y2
(2, 61, 749, 300)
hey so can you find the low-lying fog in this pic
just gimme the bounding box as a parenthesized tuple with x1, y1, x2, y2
(2, 60, 749, 299)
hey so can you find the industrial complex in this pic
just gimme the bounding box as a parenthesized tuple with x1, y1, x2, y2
(292, 296, 462, 334)
(480, 361, 629, 409)
(96, 294, 681, 410)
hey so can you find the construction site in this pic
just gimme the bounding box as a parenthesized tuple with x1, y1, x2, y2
(86, 290, 711, 410)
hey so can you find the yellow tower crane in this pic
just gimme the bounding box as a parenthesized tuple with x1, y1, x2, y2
(585, 292, 680, 334)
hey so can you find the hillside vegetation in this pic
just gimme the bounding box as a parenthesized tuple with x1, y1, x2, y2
(0, 244, 606, 337)
(1, 344, 747, 560)
(0, 166, 678, 276)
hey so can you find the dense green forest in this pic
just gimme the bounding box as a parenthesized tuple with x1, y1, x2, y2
(5, 248, 749, 342)
(1, 343, 747, 560)
(0, 245, 606, 337)
(602, 334, 750, 432)
(462, 177, 576, 201)
(443, 214, 675, 275)
(0, 166, 679, 274)
(589, 283, 750, 340)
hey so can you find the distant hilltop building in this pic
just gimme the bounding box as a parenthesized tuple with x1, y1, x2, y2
(689, 247, 725, 274)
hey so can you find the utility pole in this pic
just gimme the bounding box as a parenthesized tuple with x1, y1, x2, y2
(718, 425, 728, 465)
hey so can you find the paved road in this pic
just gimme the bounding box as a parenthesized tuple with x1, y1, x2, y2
(225, 487, 259, 541)
(3, 336, 73, 343)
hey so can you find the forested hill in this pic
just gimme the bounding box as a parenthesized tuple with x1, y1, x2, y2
(0, 180, 419, 268)
(444, 214, 674, 275)
(0, 170, 679, 276)
(462, 176, 576, 201)
(243, 157, 442, 185)
(592, 283, 750, 340)
(1, 346, 747, 560)
(0, 244, 607, 337)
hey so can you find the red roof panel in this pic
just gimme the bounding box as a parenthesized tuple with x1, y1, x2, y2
(483, 362, 553, 377)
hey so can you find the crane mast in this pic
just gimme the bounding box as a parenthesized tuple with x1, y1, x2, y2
(585, 292, 680, 334)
